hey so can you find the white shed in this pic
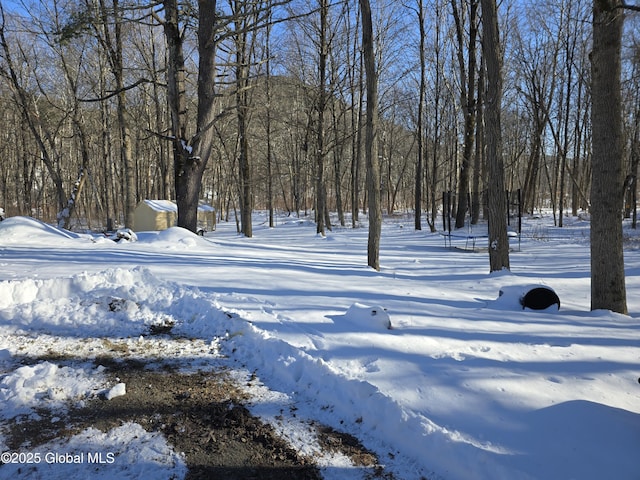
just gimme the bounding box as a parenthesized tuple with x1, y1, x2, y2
(132, 200, 215, 232)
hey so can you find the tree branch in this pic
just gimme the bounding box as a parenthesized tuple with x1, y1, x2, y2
(619, 2, 640, 12)
(79, 78, 157, 102)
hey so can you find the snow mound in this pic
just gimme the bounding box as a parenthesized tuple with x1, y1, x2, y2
(0, 267, 223, 338)
(108, 228, 138, 242)
(492, 284, 560, 311)
(344, 302, 391, 329)
(0, 362, 107, 419)
(136, 226, 210, 249)
(104, 382, 126, 400)
(0, 216, 86, 245)
(0, 422, 187, 480)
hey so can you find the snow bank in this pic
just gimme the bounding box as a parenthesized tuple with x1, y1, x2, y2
(218, 319, 524, 479)
(0, 216, 87, 245)
(0, 266, 222, 480)
(136, 226, 211, 249)
(0, 362, 107, 419)
(0, 267, 224, 338)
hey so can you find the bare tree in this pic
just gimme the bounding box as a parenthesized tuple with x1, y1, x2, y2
(228, 0, 292, 236)
(0, 3, 67, 219)
(427, 0, 447, 232)
(346, 2, 363, 228)
(230, 0, 256, 238)
(480, 0, 509, 272)
(53, 31, 92, 229)
(626, 40, 640, 227)
(359, 0, 381, 270)
(452, 0, 478, 229)
(91, 0, 136, 227)
(513, 21, 558, 215)
(265, 1, 275, 228)
(590, 0, 627, 313)
(315, 0, 330, 235)
(413, 0, 426, 231)
(161, 0, 224, 233)
(162, 0, 194, 231)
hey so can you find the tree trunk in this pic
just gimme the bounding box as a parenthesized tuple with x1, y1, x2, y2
(359, 0, 381, 271)
(415, 0, 425, 231)
(163, 0, 218, 233)
(116, 88, 136, 227)
(265, 9, 274, 228)
(351, 53, 364, 228)
(106, 0, 136, 227)
(590, 0, 627, 313)
(480, 0, 509, 272)
(331, 105, 346, 227)
(452, 0, 478, 230)
(629, 107, 640, 228)
(522, 116, 545, 214)
(472, 52, 484, 224)
(427, 0, 444, 233)
(232, 1, 254, 238)
(149, 31, 171, 201)
(164, 0, 191, 231)
(315, 0, 329, 235)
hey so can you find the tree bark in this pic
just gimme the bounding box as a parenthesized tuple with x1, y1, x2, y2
(194, 0, 221, 234)
(359, 0, 381, 271)
(590, 0, 627, 313)
(164, 0, 192, 231)
(414, 0, 425, 231)
(452, 0, 478, 230)
(315, 0, 329, 235)
(230, 0, 255, 237)
(480, 0, 510, 272)
(265, 6, 274, 228)
(427, 0, 444, 233)
(351, 44, 363, 228)
(472, 52, 484, 224)
(163, 0, 217, 233)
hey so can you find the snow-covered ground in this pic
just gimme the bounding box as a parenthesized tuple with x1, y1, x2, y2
(0, 213, 638, 480)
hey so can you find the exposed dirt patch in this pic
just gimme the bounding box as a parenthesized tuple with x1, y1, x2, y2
(2, 355, 393, 479)
(316, 425, 378, 468)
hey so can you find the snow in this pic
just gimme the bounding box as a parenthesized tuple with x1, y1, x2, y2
(0, 423, 187, 480)
(104, 383, 126, 400)
(0, 362, 107, 419)
(344, 302, 392, 329)
(0, 213, 639, 479)
(141, 199, 214, 214)
(144, 199, 177, 212)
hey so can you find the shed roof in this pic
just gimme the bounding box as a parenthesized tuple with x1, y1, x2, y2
(141, 200, 214, 213)
(143, 200, 177, 212)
